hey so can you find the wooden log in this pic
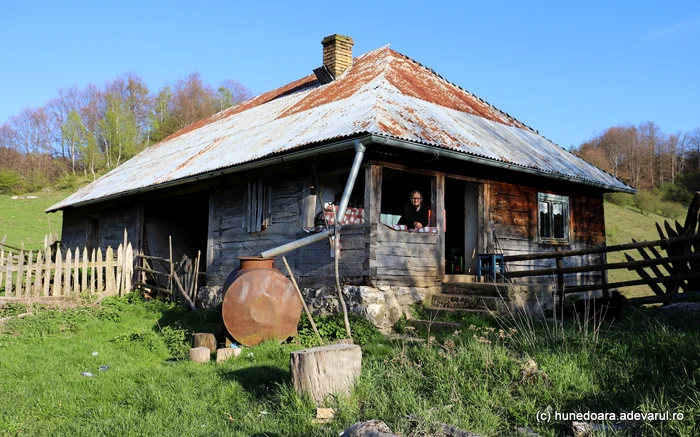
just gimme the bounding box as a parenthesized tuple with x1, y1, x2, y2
(290, 344, 362, 405)
(192, 333, 217, 353)
(505, 252, 700, 278)
(565, 271, 700, 294)
(505, 234, 700, 262)
(135, 282, 171, 294)
(134, 266, 171, 277)
(188, 347, 211, 364)
(624, 253, 665, 297)
(216, 348, 241, 362)
(172, 271, 196, 311)
(54, 249, 62, 297)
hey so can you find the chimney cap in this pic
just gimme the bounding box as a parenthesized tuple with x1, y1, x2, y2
(322, 34, 354, 45)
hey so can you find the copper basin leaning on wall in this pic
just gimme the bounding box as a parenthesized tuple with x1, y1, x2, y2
(221, 256, 302, 347)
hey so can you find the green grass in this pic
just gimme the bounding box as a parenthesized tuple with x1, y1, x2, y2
(604, 202, 682, 299)
(0, 295, 698, 436)
(0, 189, 69, 250)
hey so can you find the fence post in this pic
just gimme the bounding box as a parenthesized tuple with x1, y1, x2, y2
(24, 251, 33, 298)
(116, 244, 123, 297)
(105, 247, 114, 295)
(72, 248, 80, 295)
(54, 249, 63, 297)
(0, 249, 4, 289)
(97, 248, 104, 294)
(90, 249, 96, 295)
(43, 249, 51, 297)
(82, 248, 88, 295)
(64, 249, 72, 296)
(125, 243, 133, 294)
(555, 248, 564, 313)
(4, 252, 12, 297)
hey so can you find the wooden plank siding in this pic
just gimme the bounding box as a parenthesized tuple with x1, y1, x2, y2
(489, 181, 606, 287)
(61, 204, 141, 253)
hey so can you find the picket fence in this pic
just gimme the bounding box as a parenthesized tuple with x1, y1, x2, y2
(0, 243, 133, 298)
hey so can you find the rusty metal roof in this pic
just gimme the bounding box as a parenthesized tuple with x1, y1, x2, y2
(48, 46, 632, 212)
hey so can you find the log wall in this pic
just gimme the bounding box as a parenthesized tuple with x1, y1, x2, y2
(489, 181, 606, 287)
(61, 204, 141, 252)
(207, 174, 368, 288)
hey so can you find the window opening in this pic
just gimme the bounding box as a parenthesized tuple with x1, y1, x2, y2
(243, 180, 270, 233)
(381, 168, 434, 232)
(538, 193, 569, 242)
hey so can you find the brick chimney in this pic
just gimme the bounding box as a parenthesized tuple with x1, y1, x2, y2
(322, 34, 354, 78)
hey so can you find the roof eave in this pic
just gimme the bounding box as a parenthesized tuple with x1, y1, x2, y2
(46, 133, 375, 213)
(367, 134, 636, 194)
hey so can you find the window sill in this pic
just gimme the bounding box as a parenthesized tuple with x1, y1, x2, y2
(538, 239, 570, 246)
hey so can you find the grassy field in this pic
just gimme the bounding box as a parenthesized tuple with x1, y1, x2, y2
(0, 296, 697, 436)
(604, 202, 683, 299)
(0, 189, 69, 250)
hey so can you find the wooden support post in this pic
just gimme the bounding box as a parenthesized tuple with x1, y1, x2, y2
(290, 344, 362, 405)
(555, 250, 564, 312)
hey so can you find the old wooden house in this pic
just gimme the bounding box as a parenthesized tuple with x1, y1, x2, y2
(48, 35, 634, 321)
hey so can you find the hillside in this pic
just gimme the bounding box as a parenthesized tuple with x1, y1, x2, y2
(604, 201, 682, 298)
(0, 190, 67, 250)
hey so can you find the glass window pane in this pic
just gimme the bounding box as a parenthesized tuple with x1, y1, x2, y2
(553, 202, 564, 238)
(539, 201, 551, 238)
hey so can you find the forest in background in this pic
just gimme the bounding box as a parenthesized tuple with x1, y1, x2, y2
(575, 122, 700, 207)
(0, 72, 252, 194)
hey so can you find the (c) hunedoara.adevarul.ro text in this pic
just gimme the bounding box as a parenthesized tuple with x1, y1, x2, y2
(535, 410, 684, 423)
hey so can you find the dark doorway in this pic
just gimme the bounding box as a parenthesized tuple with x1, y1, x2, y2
(445, 179, 479, 275)
(142, 190, 209, 287)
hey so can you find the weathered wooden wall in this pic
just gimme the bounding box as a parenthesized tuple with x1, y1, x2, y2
(61, 204, 141, 252)
(371, 225, 439, 287)
(489, 181, 606, 287)
(207, 166, 369, 289)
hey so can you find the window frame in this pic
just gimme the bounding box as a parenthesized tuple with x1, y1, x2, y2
(537, 192, 570, 244)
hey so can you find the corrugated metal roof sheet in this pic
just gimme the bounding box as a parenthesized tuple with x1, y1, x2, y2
(48, 46, 632, 212)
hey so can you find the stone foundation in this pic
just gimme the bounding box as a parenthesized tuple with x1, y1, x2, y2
(197, 283, 438, 330)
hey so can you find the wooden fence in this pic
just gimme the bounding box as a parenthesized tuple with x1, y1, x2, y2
(0, 243, 133, 299)
(503, 192, 700, 306)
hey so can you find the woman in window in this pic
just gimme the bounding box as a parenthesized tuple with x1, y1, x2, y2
(398, 190, 429, 230)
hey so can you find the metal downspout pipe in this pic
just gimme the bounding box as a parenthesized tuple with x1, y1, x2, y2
(260, 139, 367, 258)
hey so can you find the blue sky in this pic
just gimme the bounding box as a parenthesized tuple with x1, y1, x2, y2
(1, 1, 698, 149)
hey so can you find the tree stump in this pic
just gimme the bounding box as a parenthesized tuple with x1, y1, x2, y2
(193, 333, 217, 353)
(216, 347, 241, 362)
(290, 344, 362, 404)
(189, 347, 211, 363)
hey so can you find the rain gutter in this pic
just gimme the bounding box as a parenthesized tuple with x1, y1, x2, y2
(366, 134, 636, 194)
